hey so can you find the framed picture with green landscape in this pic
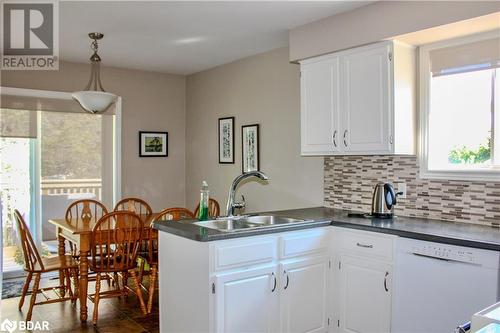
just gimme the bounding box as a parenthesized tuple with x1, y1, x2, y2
(139, 131, 168, 157)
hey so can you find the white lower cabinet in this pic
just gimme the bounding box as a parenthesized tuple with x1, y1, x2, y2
(159, 226, 399, 333)
(332, 227, 396, 333)
(280, 256, 329, 333)
(211, 228, 332, 333)
(337, 255, 392, 333)
(214, 266, 279, 333)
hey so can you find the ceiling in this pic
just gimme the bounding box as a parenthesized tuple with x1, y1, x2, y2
(59, 1, 371, 75)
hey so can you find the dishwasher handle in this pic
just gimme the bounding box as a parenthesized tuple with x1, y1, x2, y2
(412, 252, 450, 262)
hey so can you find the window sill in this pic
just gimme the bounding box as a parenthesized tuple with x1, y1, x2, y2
(420, 169, 500, 182)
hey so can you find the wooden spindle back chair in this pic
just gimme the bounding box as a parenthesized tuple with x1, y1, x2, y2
(138, 207, 195, 313)
(114, 198, 153, 275)
(114, 197, 153, 220)
(14, 210, 78, 321)
(194, 198, 220, 218)
(66, 199, 108, 223)
(91, 211, 143, 272)
(157, 207, 195, 221)
(89, 211, 147, 323)
(16, 210, 43, 273)
(65, 199, 108, 256)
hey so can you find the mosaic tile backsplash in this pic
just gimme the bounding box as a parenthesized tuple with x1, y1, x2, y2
(324, 156, 500, 227)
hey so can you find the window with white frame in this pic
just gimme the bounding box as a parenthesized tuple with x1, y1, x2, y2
(420, 31, 500, 180)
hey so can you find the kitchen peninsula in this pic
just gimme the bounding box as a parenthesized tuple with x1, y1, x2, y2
(153, 207, 500, 333)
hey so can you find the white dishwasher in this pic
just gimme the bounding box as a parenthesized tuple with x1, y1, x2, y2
(392, 237, 500, 333)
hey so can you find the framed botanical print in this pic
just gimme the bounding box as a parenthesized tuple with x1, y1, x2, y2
(139, 131, 168, 157)
(218, 117, 235, 164)
(242, 124, 259, 173)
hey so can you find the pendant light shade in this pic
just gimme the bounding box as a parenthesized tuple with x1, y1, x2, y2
(72, 33, 117, 114)
(72, 91, 117, 114)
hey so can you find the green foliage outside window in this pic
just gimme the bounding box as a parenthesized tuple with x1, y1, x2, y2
(41, 112, 102, 179)
(448, 138, 491, 164)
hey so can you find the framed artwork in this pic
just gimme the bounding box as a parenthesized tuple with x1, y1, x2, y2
(218, 117, 235, 164)
(139, 131, 168, 157)
(242, 124, 260, 173)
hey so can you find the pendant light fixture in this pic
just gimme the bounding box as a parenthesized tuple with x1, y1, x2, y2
(72, 32, 117, 114)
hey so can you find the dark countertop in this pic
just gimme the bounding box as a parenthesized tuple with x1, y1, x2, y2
(152, 206, 500, 251)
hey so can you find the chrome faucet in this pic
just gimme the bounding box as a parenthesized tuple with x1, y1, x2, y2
(225, 171, 269, 217)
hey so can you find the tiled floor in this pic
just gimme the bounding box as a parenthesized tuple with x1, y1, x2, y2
(0, 275, 159, 333)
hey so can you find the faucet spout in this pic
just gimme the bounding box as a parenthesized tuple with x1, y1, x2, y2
(226, 171, 269, 217)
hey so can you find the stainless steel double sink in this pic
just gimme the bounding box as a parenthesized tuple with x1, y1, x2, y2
(193, 215, 308, 232)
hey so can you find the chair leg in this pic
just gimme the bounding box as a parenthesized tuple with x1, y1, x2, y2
(138, 258, 146, 285)
(122, 271, 129, 297)
(105, 271, 111, 287)
(58, 269, 66, 297)
(18, 272, 33, 310)
(26, 273, 41, 321)
(113, 272, 119, 289)
(71, 268, 79, 303)
(147, 265, 157, 314)
(65, 269, 74, 300)
(92, 273, 102, 325)
(129, 269, 147, 315)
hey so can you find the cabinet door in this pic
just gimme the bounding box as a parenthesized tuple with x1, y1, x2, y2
(337, 255, 392, 333)
(214, 266, 279, 333)
(341, 42, 393, 154)
(300, 56, 341, 155)
(281, 257, 329, 333)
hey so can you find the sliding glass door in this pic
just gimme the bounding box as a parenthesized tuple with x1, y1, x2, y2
(1, 88, 120, 278)
(0, 137, 35, 276)
(39, 110, 115, 252)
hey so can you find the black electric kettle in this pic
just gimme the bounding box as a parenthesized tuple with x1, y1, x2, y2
(371, 182, 402, 218)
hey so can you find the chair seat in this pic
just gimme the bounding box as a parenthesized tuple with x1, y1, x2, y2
(32, 255, 79, 272)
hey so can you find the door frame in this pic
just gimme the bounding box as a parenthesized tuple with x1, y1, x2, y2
(0, 86, 122, 279)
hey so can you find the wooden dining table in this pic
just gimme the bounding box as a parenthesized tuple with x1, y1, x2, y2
(48, 213, 157, 322)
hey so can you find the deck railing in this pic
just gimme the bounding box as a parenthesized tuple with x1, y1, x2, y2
(41, 178, 102, 199)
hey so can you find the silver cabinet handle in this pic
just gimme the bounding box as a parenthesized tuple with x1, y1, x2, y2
(332, 131, 337, 147)
(343, 130, 348, 147)
(389, 134, 393, 144)
(271, 272, 277, 292)
(384, 271, 389, 292)
(284, 270, 290, 290)
(356, 242, 373, 248)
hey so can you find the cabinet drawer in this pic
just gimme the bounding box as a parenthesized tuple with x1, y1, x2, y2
(280, 227, 330, 259)
(339, 229, 394, 261)
(213, 236, 277, 270)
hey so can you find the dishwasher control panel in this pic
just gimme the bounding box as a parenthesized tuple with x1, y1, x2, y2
(411, 244, 475, 264)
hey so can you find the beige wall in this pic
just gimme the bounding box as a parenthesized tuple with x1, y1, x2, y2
(289, 1, 500, 61)
(1, 61, 186, 211)
(185, 47, 324, 214)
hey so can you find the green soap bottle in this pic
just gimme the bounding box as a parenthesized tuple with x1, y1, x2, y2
(198, 181, 209, 221)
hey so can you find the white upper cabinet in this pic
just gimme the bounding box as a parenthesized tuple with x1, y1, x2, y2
(300, 41, 416, 156)
(341, 43, 391, 153)
(300, 55, 341, 155)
